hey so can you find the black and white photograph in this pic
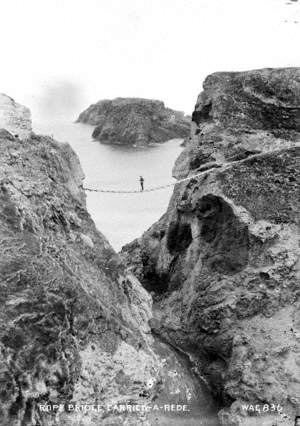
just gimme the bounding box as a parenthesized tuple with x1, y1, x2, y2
(0, 0, 299, 425)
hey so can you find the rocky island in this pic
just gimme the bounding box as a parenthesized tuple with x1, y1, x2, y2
(76, 97, 190, 147)
(121, 68, 300, 425)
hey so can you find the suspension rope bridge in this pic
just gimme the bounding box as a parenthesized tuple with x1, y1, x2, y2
(83, 168, 214, 194)
(82, 149, 283, 194)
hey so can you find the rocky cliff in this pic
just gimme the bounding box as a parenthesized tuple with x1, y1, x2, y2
(121, 68, 300, 425)
(76, 97, 190, 147)
(0, 94, 32, 139)
(0, 106, 220, 425)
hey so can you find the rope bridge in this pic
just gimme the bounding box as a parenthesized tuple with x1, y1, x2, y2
(82, 150, 281, 194)
(83, 168, 213, 194)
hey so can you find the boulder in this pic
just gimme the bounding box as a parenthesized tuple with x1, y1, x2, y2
(0, 120, 219, 424)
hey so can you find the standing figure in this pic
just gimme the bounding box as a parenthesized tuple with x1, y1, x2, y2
(139, 176, 144, 191)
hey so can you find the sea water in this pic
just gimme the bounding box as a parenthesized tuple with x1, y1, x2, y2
(33, 120, 183, 251)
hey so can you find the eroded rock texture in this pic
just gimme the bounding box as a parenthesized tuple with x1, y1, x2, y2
(0, 94, 32, 139)
(76, 97, 190, 147)
(121, 68, 300, 425)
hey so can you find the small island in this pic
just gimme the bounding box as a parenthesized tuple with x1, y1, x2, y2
(76, 97, 190, 147)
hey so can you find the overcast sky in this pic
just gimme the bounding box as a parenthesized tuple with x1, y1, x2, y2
(0, 0, 299, 121)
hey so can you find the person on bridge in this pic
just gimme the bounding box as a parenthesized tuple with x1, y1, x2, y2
(139, 176, 144, 191)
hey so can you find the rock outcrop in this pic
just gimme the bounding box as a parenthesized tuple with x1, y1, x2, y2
(121, 68, 300, 425)
(0, 93, 32, 139)
(76, 97, 190, 147)
(0, 118, 219, 423)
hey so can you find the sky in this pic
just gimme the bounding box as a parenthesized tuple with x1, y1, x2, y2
(0, 0, 299, 121)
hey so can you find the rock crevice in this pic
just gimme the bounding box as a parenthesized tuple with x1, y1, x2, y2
(0, 93, 32, 139)
(0, 100, 220, 425)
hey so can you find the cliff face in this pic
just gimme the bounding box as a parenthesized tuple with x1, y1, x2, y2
(0, 131, 155, 426)
(121, 68, 300, 425)
(0, 121, 220, 424)
(0, 94, 32, 139)
(76, 97, 190, 147)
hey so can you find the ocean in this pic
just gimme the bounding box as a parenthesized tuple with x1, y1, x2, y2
(33, 120, 183, 251)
